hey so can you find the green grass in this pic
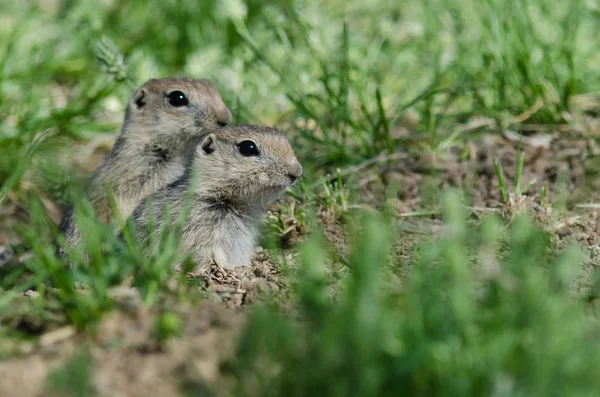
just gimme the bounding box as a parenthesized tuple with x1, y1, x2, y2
(232, 196, 598, 397)
(47, 350, 95, 397)
(1, 0, 600, 395)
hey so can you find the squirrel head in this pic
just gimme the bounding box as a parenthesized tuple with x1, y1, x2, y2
(124, 78, 232, 145)
(192, 125, 303, 208)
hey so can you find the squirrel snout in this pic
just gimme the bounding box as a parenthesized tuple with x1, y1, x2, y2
(287, 162, 303, 184)
(216, 108, 232, 127)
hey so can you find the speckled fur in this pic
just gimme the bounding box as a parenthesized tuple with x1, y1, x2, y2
(58, 78, 232, 256)
(132, 125, 302, 269)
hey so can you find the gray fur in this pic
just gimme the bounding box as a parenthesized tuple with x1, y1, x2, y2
(132, 125, 302, 269)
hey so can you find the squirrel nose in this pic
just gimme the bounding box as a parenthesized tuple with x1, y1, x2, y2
(288, 162, 303, 183)
(216, 107, 232, 127)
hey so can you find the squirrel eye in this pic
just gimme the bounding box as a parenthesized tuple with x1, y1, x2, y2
(167, 90, 189, 107)
(238, 140, 260, 157)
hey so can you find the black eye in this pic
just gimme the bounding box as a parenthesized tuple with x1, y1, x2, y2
(167, 90, 189, 107)
(238, 140, 259, 157)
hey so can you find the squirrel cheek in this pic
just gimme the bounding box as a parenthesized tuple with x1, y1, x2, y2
(257, 173, 271, 186)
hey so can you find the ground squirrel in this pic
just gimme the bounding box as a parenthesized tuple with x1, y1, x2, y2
(58, 78, 232, 255)
(131, 125, 302, 269)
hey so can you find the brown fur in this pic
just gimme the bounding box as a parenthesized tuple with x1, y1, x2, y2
(132, 125, 302, 269)
(58, 78, 232, 256)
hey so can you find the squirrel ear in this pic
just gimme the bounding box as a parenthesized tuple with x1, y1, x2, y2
(200, 134, 216, 155)
(132, 89, 147, 109)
